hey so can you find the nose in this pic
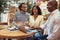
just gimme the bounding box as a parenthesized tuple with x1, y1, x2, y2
(47, 6, 51, 9)
(47, 5, 52, 7)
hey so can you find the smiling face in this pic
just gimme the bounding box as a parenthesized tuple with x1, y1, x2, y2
(47, 2, 53, 12)
(33, 7, 38, 15)
(31, 6, 42, 15)
(47, 1, 57, 12)
(21, 4, 27, 12)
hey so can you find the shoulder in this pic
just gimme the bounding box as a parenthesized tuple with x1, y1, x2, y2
(53, 10, 60, 17)
(15, 11, 21, 15)
(53, 10, 60, 20)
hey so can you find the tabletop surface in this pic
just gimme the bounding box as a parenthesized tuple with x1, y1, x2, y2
(0, 28, 34, 38)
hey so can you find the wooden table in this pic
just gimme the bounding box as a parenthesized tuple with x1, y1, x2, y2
(0, 29, 34, 40)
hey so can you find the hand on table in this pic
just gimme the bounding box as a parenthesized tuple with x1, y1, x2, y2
(17, 21, 24, 27)
(29, 27, 35, 30)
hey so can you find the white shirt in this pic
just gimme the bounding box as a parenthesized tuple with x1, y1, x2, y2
(29, 15, 43, 28)
(40, 9, 60, 40)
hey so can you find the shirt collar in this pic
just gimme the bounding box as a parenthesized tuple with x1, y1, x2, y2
(50, 9, 58, 15)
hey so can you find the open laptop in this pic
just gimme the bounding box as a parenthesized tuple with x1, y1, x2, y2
(19, 26, 38, 33)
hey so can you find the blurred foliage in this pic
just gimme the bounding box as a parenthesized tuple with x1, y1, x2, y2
(0, 0, 7, 13)
(27, 2, 32, 13)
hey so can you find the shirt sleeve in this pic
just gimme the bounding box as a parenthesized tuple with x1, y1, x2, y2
(40, 18, 49, 29)
(40, 15, 51, 29)
(47, 15, 60, 40)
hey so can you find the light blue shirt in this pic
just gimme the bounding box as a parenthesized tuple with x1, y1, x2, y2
(13, 11, 30, 29)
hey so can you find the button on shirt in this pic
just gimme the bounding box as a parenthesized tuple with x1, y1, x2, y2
(40, 9, 60, 40)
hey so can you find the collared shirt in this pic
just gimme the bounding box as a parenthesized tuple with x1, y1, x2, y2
(40, 9, 60, 40)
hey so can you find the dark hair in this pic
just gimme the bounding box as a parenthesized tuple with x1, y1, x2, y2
(31, 6, 42, 15)
(18, 3, 26, 10)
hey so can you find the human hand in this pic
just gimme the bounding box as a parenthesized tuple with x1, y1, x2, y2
(17, 21, 24, 27)
(29, 26, 34, 30)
